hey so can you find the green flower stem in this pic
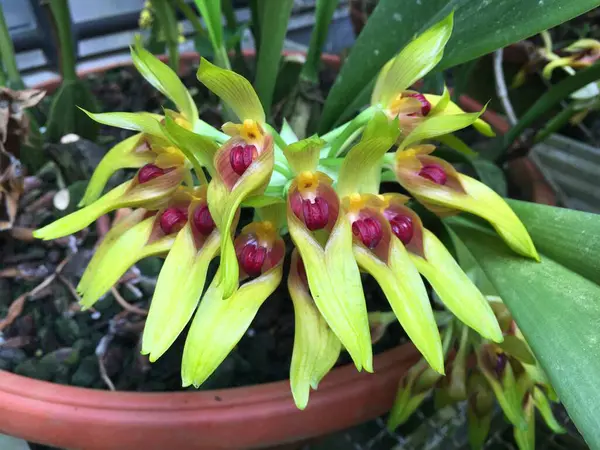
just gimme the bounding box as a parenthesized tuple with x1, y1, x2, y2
(327, 106, 376, 157)
(214, 45, 232, 71)
(533, 103, 577, 145)
(0, 3, 24, 88)
(48, 0, 78, 82)
(173, 0, 207, 38)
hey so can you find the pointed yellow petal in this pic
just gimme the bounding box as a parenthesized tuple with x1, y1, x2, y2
(33, 182, 130, 240)
(79, 133, 154, 206)
(142, 224, 220, 361)
(34, 167, 185, 240)
(80, 110, 164, 137)
(289, 253, 341, 409)
(418, 173, 539, 260)
(287, 209, 372, 372)
(424, 95, 495, 137)
(353, 239, 444, 374)
(410, 229, 503, 342)
(78, 216, 175, 308)
(282, 135, 326, 175)
(181, 264, 283, 387)
(197, 57, 265, 123)
(373, 12, 454, 107)
(77, 209, 147, 294)
(131, 44, 198, 123)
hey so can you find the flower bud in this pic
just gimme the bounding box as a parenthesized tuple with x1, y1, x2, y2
(138, 163, 167, 183)
(237, 241, 267, 278)
(419, 163, 447, 185)
(159, 207, 187, 235)
(351, 217, 383, 249)
(406, 92, 432, 116)
(192, 204, 215, 236)
(229, 143, 257, 176)
(388, 214, 414, 245)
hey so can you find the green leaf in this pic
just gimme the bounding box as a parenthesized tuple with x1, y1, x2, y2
(301, 0, 340, 84)
(451, 219, 600, 448)
(319, 0, 599, 132)
(131, 44, 198, 123)
(496, 63, 600, 160)
(508, 200, 600, 285)
(45, 80, 99, 142)
(193, 0, 223, 48)
(253, 0, 295, 117)
(197, 57, 265, 123)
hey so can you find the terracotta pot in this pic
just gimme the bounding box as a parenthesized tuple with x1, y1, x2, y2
(0, 52, 420, 450)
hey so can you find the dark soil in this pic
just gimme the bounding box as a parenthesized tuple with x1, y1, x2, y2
(0, 62, 408, 393)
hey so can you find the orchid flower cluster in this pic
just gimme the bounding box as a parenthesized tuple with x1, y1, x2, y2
(34, 14, 538, 409)
(388, 301, 565, 450)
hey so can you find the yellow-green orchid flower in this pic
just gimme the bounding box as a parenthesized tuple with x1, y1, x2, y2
(542, 38, 600, 79)
(33, 145, 187, 241)
(181, 220, 285, 387)
(286, 170, 373, 372)
(198, 58, 275, 299)
(370, 12, 493, 140)
(76, 186, 198, 308)
(379, 194, 503, 342)
(394, 145, 539, 260)
(142, 185, 234, 362)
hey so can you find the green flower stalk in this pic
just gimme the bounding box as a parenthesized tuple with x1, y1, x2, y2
(34, 14, 541, 410)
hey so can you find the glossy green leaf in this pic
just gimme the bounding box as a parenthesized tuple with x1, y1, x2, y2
(319, 0, 599, 132)
(131, 44, 198, 123)
(81, 110, 164, 137)
(253, 0, 295, 116)
(197, 57, 265, 123)
(508, 200, 600, 285)
(451, 220, 600, 448)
